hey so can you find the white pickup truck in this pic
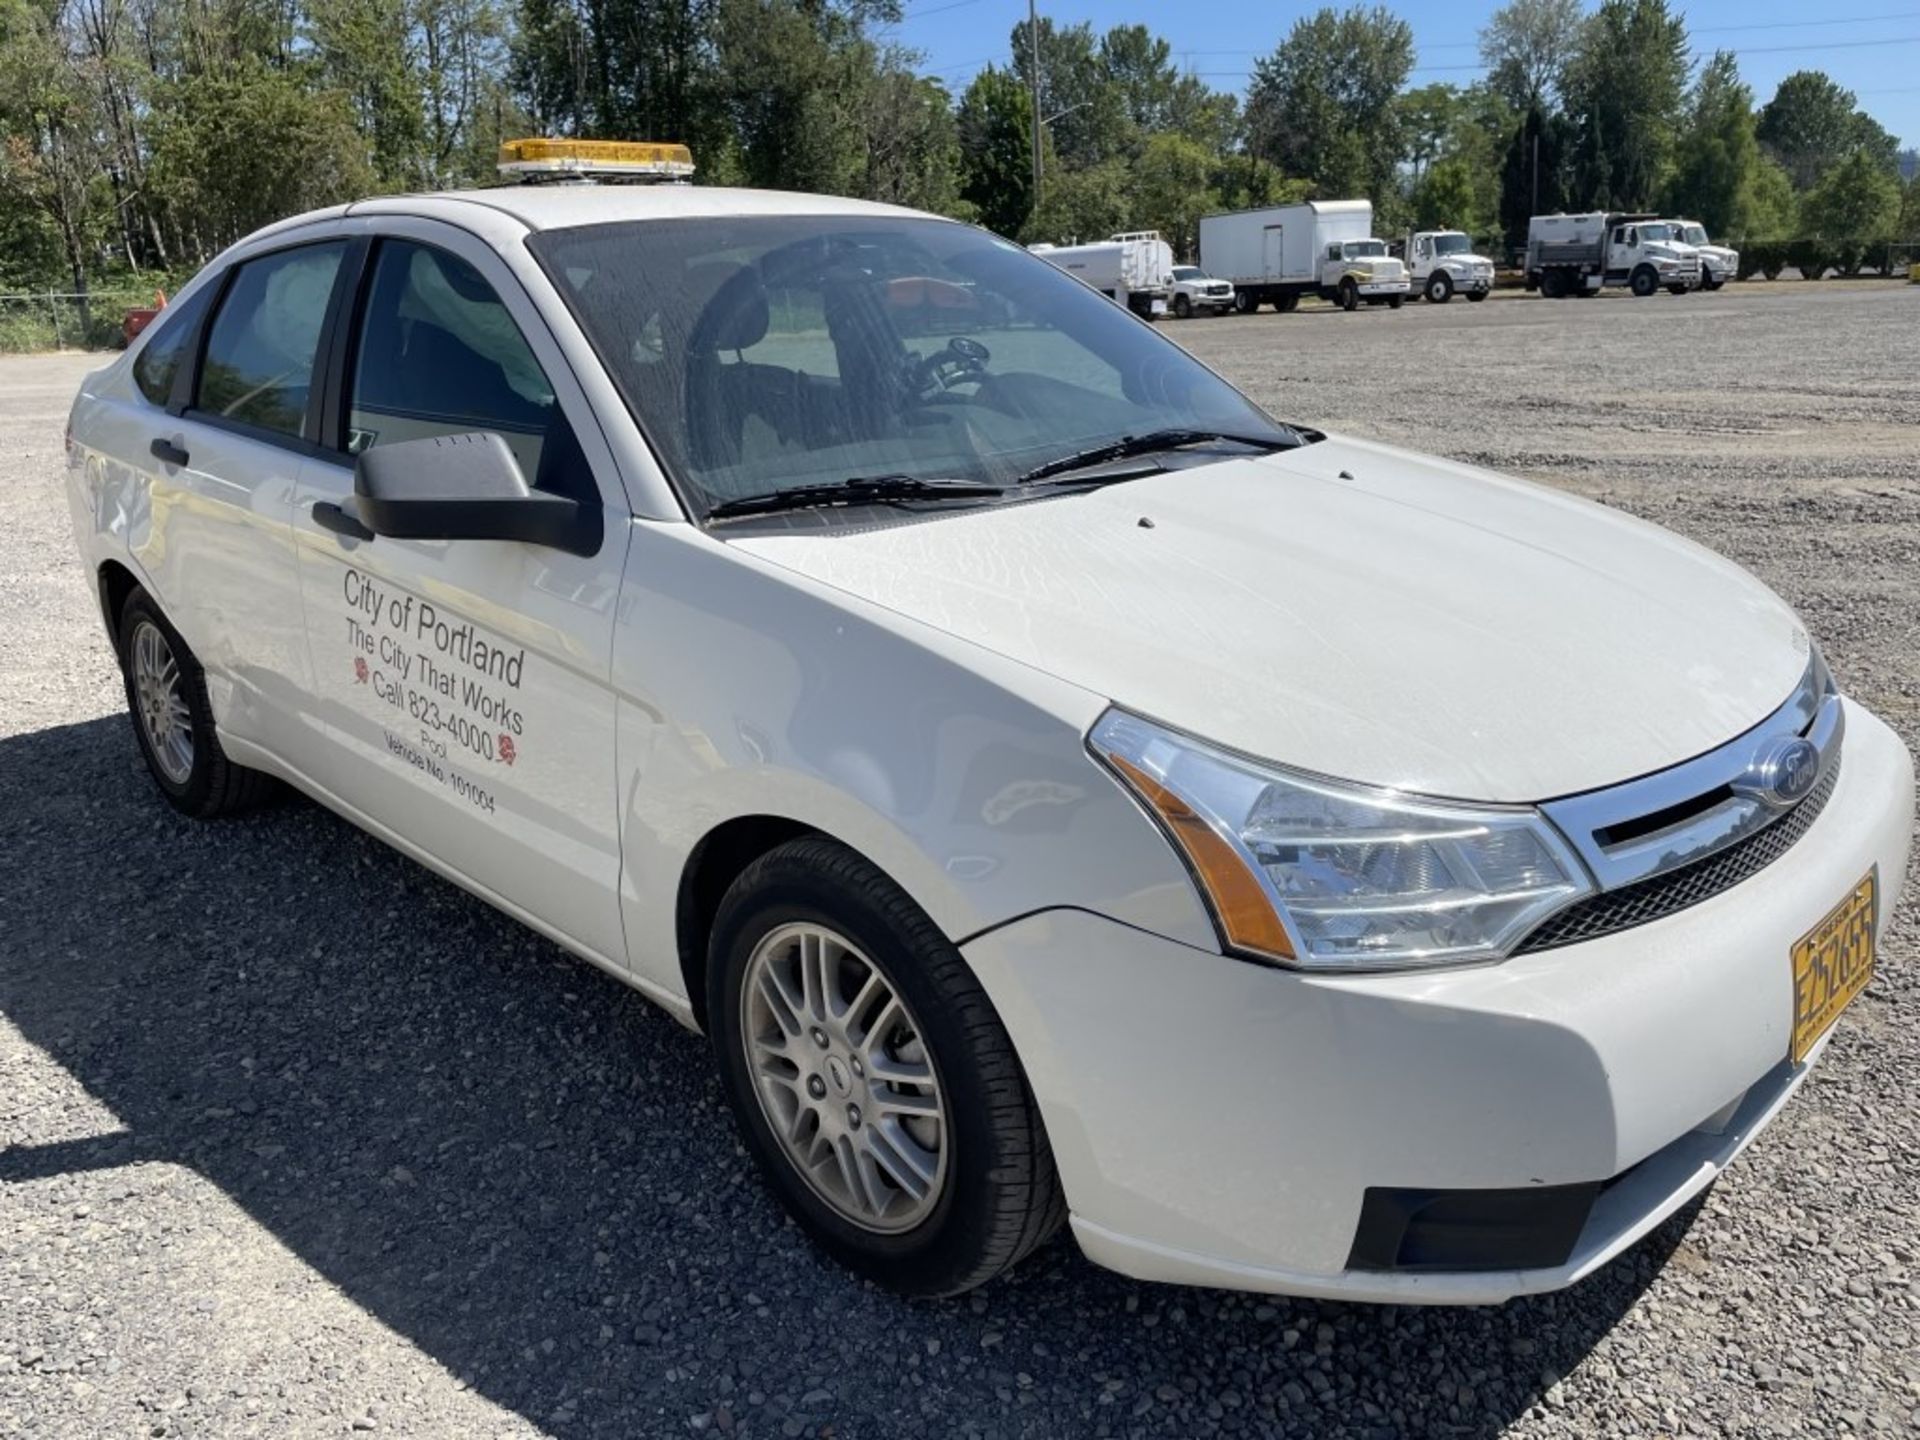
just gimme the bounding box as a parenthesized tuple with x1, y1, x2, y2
(1403, 230, 1495, 303)
(1526, 213, 1702, 298)
(1169, 265, 1235, 318)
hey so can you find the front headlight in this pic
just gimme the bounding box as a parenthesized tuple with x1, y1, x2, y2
(1091, 711, 1595, 972)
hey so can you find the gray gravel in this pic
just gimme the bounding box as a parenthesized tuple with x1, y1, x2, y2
(4, 280, 1919, 1439)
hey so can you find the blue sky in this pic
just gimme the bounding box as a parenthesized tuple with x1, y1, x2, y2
(881, 0, 1920, 151)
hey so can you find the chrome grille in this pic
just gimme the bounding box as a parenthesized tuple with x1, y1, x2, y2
(1515, 760, 1839, 954)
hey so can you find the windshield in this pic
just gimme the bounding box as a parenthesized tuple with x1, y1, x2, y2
(1431, 233, 1471, 255)
(1680, 225, 1707, 245)
(532, 216, 1289, 518)
(1639, 224, 1676, 244)
(1173, 266, 1205, 281)
(1343, 240, 1388, 259)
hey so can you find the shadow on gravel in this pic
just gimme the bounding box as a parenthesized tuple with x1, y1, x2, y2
(0, 715, 1689, 1439)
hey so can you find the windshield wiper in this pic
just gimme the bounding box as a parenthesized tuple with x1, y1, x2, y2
(705, 474, 1005, 520)
(1013, 427, 1306, 486)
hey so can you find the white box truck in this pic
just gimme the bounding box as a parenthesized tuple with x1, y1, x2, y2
(1026, 231, 1176, 317)
(1198, 200, 1408, 313)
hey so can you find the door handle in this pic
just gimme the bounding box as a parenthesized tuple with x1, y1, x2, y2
(149, 437, 189, 467)
(312, 500, 375, 543)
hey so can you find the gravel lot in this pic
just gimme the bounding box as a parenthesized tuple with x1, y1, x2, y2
(4, 280, 1919, 1440)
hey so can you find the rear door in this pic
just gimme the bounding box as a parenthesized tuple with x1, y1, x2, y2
(289, 221, 629, 965)
(145, 238, 354, 765)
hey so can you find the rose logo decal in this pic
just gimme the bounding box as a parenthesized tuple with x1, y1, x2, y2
(498, 735, 517, 766)
(354, 657, 369, 684)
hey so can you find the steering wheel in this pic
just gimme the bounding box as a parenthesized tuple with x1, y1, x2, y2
(906, 336, 992, 399)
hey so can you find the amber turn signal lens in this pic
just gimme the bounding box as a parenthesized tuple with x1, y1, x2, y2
(1106, 752, 1296, 962)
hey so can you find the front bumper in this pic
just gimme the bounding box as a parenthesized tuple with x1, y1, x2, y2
(964, 699, 1912, 1303)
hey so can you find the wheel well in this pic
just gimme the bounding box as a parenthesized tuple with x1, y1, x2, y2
(676, 815, 817, 1030)
(97, 561, 140, 654)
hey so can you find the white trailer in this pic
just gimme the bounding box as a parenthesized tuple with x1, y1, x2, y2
(1026, 232, 1176, 317)
(1198, 200, 1408, 313)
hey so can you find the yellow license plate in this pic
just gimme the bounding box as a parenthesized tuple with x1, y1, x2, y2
(1791, 871, 1877, 1063)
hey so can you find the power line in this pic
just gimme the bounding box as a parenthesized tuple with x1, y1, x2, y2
(1172, 10, 1920, 59)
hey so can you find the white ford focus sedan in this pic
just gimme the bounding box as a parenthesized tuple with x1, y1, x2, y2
(65, 182, 1911, 1302)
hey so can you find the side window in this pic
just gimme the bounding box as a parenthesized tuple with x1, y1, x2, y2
(348, 241, 567, 491)
(131, 286, 213, 407)
(197, 242, 347, 440)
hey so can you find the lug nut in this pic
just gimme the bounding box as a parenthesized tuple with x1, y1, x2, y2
(811, 1028, 829, 1048)
(846, 1104, 862, 1129)
(850, 1058, 864, 1078)
(807, 1075, 827, 1099)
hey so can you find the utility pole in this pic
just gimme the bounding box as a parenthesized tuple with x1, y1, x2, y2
(1028, 0, 1043, 211)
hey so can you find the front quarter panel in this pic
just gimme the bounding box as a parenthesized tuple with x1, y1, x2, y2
(612, 521, 1219, 1005)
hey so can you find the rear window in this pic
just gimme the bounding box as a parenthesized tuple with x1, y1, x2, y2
(131, 287, 213, 407)
(197, 242, 348, 440)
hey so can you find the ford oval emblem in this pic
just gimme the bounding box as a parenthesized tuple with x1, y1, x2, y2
(1734, 736, 1822, 809)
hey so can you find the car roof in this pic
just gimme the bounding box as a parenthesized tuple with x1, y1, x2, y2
(245, 185, 932, 251)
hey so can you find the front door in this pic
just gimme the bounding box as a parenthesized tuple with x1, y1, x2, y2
(290, 226, 630, 966)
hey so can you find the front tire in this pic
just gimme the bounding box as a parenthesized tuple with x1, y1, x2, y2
(1172, 293, 1192, 319)
(117, 589, 277, 818)
(709, 837, 1065, 1296)
(1466, 289, 1488, 302)
(1631, 267, 1659, 297)
(1425, 272, 1453, 304)
(1339, 279, 1359, 311)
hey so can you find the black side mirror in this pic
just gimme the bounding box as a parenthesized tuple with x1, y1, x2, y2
(342, 432, 600, 557)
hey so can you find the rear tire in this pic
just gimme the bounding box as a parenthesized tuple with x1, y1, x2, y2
(1539, 268, 1568, 299)
(1234, 290, 1258, 314)
(1666, 284, 1689, 296)
(116, 588, 278, 818)
(708, 837, 1066, 1296)
(1466, 290, 1488, 302)
(1387, 294, 1404, 310)
(1278, 292, 1300, 313)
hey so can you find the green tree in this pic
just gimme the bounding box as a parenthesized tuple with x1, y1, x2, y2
(1808, 146, 1900, 249)
(1561, 0, 1689, 210)
(1128, 131, 1218, 258)
(0, 0, 111, 302)
(146, 59, 374, 254)
(1745, 157, 1797, 240)
(1902, 173, 1920, 240)
(955, 64, 1033, 238)
(1664, 51, 1759, 239)
(1479, 0, 1581, 112)
(1245, 6, 1414, 204)
(1757, 71, 1872, 191)
(1498, 102, 1572, 249)
(858, 63, 961, 213)
(1411, 155, 1486, 232)
(1023, 159, 1128, 245)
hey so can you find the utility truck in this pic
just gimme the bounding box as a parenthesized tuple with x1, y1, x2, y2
(1027, 231, 1176, 317)
(1526, 213, 1702, 298)
(1669, 220, 1738, 289)
(1402, 230, 1495, 303)
(1199, 201, 1408, 313)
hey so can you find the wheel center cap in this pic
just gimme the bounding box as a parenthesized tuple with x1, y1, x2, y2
(824, 1055, 853, 1096)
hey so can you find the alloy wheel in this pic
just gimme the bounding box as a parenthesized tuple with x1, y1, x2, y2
(740, 922, 949, 1233)
(131, 619, 194, 784)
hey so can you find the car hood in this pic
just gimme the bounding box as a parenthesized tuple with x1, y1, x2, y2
(730, 437, 1809, 802)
